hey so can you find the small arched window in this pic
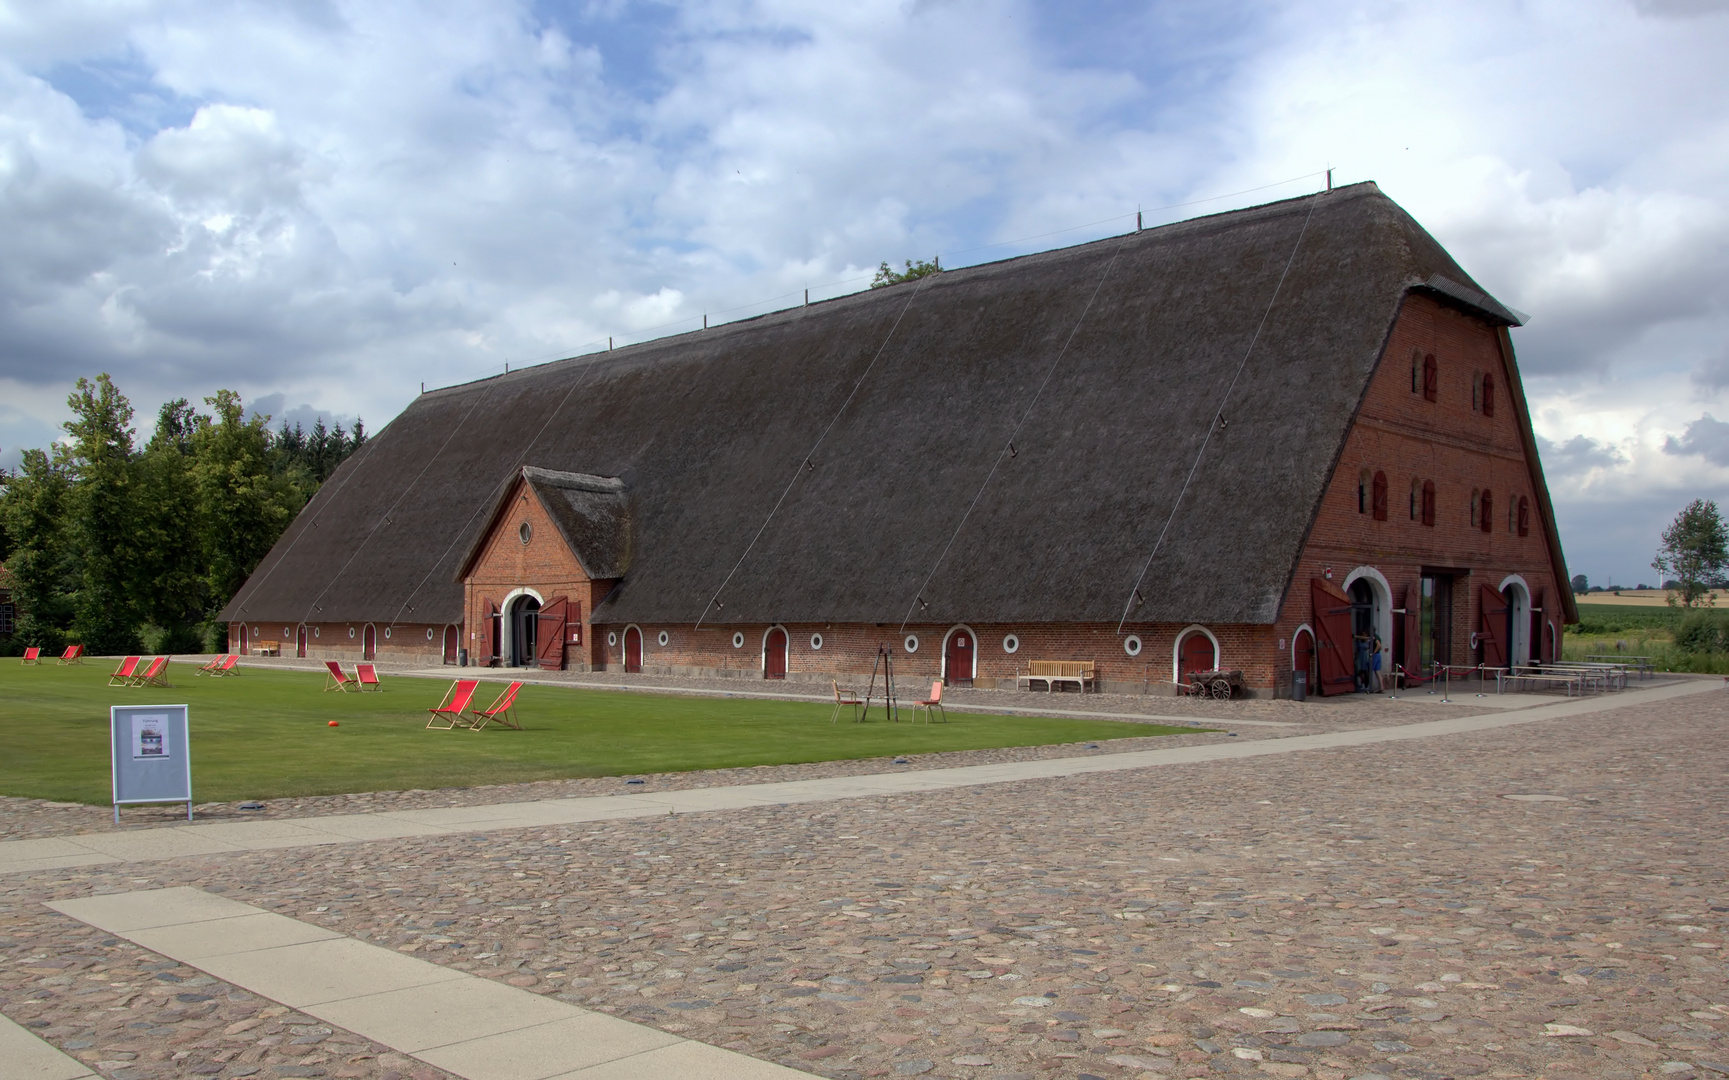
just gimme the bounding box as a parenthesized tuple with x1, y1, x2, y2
(1470, 489, 1480, 528)
(1472, 372, 1482, 411)
(1411, 348, 1423, 393)
(1409, 478, 1421, 521)
(1371, 471, 1388, 521)
(1422, 353, 1439, 402)
(1481, 373, 1495, 418)
(1421, 481, 1436, 527)
(1480, 489, 1493, 534)
(1517, 495, 1530, 537)
(1357, 469, 1371, 514)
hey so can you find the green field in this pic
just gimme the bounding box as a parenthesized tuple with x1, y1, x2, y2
(0, 662, 1195, 804)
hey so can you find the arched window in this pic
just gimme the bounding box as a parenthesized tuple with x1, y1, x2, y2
(1480, 489, 1493, 534)
(1517, 496, 1530, 537)
(1422, 353, 1439, 402)
(1470, 489, 1480, 528)
(1481, 373, 1495, 417)
(1421, 481, 1436, 527)
(1409, 478, 1420, 521)
(1411, 347, 1423, 393)
(1371, 471, 1388, 521)
(1472, 372, 1481, 411)
(1357, 469, 1371, 514)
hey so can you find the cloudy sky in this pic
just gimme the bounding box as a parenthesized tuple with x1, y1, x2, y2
(2, 0, 1726, 586)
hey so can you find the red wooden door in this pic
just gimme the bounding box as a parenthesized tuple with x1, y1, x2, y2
(1478, 584, 1508, 667)
(486, 603, 501, 665)
(238, 626, 249, 655)
(945, 631, 974, 684)
(624, 626, 643, 673)
(443, 625, 458, 664)
(1396, 587, 1418, 681)
(537, 596, 568, 670)
(363, 624, 376, 661)
(1311, 578, 1357, 696)
(764, 628, 787, 679)
(1293, 629, 1315, 692)
(1178, 632, 1215, 679)
(1530, 589, 1545, 663)
(296, 626, 307, 658)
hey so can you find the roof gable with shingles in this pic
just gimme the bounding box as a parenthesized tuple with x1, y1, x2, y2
(222, 183, 1562, 629)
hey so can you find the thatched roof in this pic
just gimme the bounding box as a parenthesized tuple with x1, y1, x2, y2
(223, 182, 1572, 629)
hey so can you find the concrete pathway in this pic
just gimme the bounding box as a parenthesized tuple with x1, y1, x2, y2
(48, 887, 810, 1080)
(1, 677, 1711, 879)
(0, 1011, 98, 1080)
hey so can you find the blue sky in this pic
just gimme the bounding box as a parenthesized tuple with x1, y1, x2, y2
(2, 0, 1728, 587)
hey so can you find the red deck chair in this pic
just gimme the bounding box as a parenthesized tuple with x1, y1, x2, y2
(427, 679, 481, 729)
(131, 657, 171, 688)
(195, 655, 224, 675)
(468, 681, 523, 732)
(58, 644, 84, 665)
(912, 680, 946, 723)
(211, 654, 241, 676)
(21, 646, 41, 665)
(109, 656, 141, 686)
(355, 663, 383, 692)
(324, 660, 356, 692)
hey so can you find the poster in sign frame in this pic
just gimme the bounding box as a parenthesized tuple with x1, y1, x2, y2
(109, 704, 193, 823)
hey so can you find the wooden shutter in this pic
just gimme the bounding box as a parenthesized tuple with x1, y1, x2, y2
(537, 596, 568, 670)
(1311, 578, 1358, 696)
(1482, 374, 1495, 417)
(1422, 354, 1438, 402)
(1398, 586, 1420, 680)
(1479, 490, 1493, 533)
(483, 601, 498, 663)
(1478, 584, 1508, 667)
(1531, 588, 1545, 663)
(1372, 471, 1388, 521)
(1421, 481, 1436, 526)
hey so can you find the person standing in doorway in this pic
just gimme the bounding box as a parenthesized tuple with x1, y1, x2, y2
(1354, 631, 1372, 692)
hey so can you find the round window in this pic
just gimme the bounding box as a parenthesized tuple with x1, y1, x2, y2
(253, 626, 261, 636)
(283, 627, 290, 636)
(518, 522, 532, 544)
(658, 631, 670, 647)
(1002, 634, 1020, 654)
(733, 632, 745, 649)
(426, 627, 434, 640)
(810, 633, 823, 651)
(607, 632, 618, 647)
(904, 634, 919, 654)
(384, 626, 392, 639)
(348, 627, 355, 639)
(314, 627, 320, 638)
(1123, 634, 1143, 657)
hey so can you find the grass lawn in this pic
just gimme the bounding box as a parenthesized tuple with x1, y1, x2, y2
(0, 661, 1199, 805)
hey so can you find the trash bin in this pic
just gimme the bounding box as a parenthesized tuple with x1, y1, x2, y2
(1292, 670, 1307, 701)
(458, 648, 468, 668)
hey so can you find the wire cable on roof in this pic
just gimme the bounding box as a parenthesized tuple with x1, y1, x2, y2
(1114, 190, 1324, 634)
(694, 272, 937, 630)
(895, 233, 1133, 634)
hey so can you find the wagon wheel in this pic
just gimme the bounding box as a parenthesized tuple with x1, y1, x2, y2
(1210, 678, 1232, 700)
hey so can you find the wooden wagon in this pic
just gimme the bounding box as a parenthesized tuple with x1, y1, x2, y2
(1181, 668, 1243, 700)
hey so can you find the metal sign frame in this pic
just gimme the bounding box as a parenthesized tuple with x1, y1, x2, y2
(110, 704, 193, 823)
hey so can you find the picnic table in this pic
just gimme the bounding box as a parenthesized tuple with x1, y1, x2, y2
(1586, 654, 1655, 677)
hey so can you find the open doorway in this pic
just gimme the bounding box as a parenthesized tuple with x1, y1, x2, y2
(509, 595, 541, 666)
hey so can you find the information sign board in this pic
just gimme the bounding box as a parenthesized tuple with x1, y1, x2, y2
(110, 704, 192, 822)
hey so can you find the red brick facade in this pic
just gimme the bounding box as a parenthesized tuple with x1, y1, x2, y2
(1270, 293, 1564, 694)
(229, 619, 457, 664)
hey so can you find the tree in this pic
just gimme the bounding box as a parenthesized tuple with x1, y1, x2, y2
(1653, 499, 1729, 608)
(870, 258, 940, 288)
(133, 399, 209, 651)
(194, 390, 302, 615)
(1570, 573, 1588, 593)
(1, 448, 76, 651)
(63, 374, 143, 654)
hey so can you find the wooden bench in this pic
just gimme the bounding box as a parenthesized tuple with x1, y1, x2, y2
(256, 640, 281, 657)
(1017, 661, 1096, 693)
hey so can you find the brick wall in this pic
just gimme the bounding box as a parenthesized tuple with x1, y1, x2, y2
(228, 620, 455, 664)
(1272, 293, 1566, 694)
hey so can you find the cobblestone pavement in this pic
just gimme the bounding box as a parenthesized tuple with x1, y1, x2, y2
(1, 673, 1523, 842)
(4, 685, 1724, 1080)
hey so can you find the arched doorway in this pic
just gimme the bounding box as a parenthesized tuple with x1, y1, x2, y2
(509, 596, 541, 666)
(624, 626, 643, 673)
(442, 625, 458, 665)
(238, 625, 250, 655)
(1175, 627, 1218, 682)
(363, 623, 377, 661)
(1498, 575, 1532, 666)
(943, 626, 975, 686)
(1292, 625, 1316, 698)
(763, 626, 788, 679)
(296, 624, 307, 658)
(1343, 567, 1393, 691)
